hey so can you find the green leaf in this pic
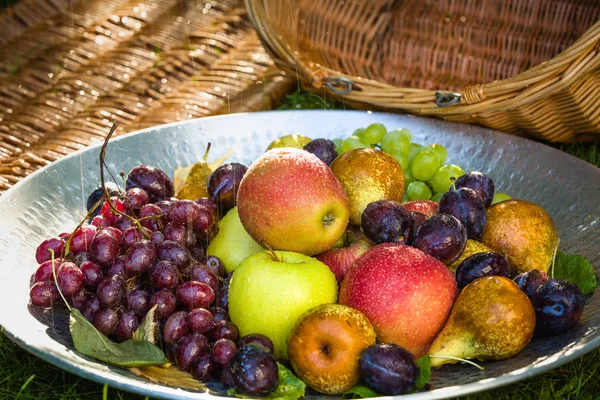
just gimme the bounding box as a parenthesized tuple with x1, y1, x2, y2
(132, 304, 158, 343)
(227, 363, 305, 400)
(69, 309, 167, 368)
(341, 384, 379, 399)
(553, 251, 598, 295)
(413, 355, 432, 392)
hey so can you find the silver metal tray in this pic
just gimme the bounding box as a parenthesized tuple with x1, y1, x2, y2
(0, 110, 598, 399)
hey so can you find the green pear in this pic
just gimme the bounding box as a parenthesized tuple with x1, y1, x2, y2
(428, 276, 535, 367)
(228, 250, 338, 360)
(207, 207, 264, 273)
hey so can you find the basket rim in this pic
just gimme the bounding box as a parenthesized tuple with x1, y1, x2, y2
(245, 0, 600, 115)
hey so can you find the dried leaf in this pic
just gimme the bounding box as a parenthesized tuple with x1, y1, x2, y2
(129, 364, 207, 390)
(132, 304, 158, 343)
(175, 147, 235, 200)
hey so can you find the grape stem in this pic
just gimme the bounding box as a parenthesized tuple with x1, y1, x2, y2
(49, 249, 72, 312)
(99, 123, 151, 239)
(428, 355, 485, 370)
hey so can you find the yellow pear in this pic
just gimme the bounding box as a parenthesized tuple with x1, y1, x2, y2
(481, 199, 559, 274)
(428, 276, 535, 367)
(330, 148, 405, 225)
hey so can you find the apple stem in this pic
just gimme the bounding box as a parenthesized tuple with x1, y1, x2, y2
(429, 355, 485, 370)
(261, 241, 281, 262)
(322, 213, 336, 226)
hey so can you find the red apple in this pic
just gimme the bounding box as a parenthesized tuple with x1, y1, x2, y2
(315, 227, 372, 284)
(287, 303, 377, 394)
(339, 243, 457, 358)
(236, 148, 350, 256)
(402, 200, 438, 217)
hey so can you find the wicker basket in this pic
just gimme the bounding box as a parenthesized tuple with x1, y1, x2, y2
(246, 0, 600, 142)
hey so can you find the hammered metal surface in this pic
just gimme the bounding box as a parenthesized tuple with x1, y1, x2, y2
(0, 110, 598, 400)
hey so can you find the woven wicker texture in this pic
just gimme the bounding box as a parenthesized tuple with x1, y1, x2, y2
(247, 0, 600, 142)
(0, 0, 292, 193)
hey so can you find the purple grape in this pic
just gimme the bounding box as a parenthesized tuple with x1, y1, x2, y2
(126, 165, 174, 202)
(116, 312, 140, 342)
(212, 338, 237, 366)
(230, 344, 279, 396)
(411, 213, 467, 264)
(168, 200, 202, 226)
(123, 289, 150, 317)
(195, 198, 217, 220)
(150, 290, 177, 319)
(237, 334, 274, 355)
(164, 222, 196, 248)
(105, 227, 122, 241)
(154, 200, 173, 214)
(29, 281, 60, 307)
(93, 308, 119, 336)
(151, 231, 165, 246)
(208, 320, 239, 342)
(206, 256, 225, 278)
(70, 290, 89, 310)
(163, 311, 190, 343)
(157, 241, 191, 270)
(80, 261, 104, 290)
(86, 182, 122, 218)
(107, 255, 127, 278)
(454, 171, 495, 207)
(220, 365, 235, 388)
(118, 227, 145, 252)
(91, 215, 111, 229)
(125, 240, 156, 277)
(35, 237, 65, 264)
(113, 215, 134, 232)
(455, 252, 510, 290)
(190, 263, 219, 293)
(438, 186, 487, 240)
(177, 281, 215, 309)
(176, 333, 210, 371)
(360, 343, 418, 395)
(70, 225, 97, 254)
(187, 308, 214, 334)
(208, 163, 248, 214)
(514, 269, 550, 299)
(34, 258, 63, 283)
(82, 296, 101, 321)
(210, 306, 229, 323)
(189, 245, 206, 263)
(193, 205, 215, 234)
(139, 204, 166, 232)
(96, 275, 126, 308)
(150, 260, 180, 290)
(303, 138, 338, 165)
(532, 280, 585, 336)
(56, 262, 84, 297)
(361, 200, 410, 244)
(90, 230, 120, 266)
(125, 187, 150, 211)
(214, 286, 229, 311)
(73, 251, 92, 266)
(190, 354, 220, 382)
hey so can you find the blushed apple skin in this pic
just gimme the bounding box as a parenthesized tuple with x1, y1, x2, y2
(315, 231, 372, 284)
(287, 304, 376, 395)
(236, 148, 350, 256)
(339, 243, 457, 358)
(402, 200, 438, 217)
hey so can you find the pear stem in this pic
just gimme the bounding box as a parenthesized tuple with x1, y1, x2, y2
(428, 355, 485, 370)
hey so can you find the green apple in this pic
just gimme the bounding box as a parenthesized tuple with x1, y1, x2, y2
(207, 207, 264, 273)
(228, 250, 338, 360)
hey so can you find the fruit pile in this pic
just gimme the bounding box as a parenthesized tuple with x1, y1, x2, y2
(28, 126, 594, 398)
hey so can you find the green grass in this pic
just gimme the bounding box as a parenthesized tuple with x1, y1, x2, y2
(1, 89, 599, 399)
